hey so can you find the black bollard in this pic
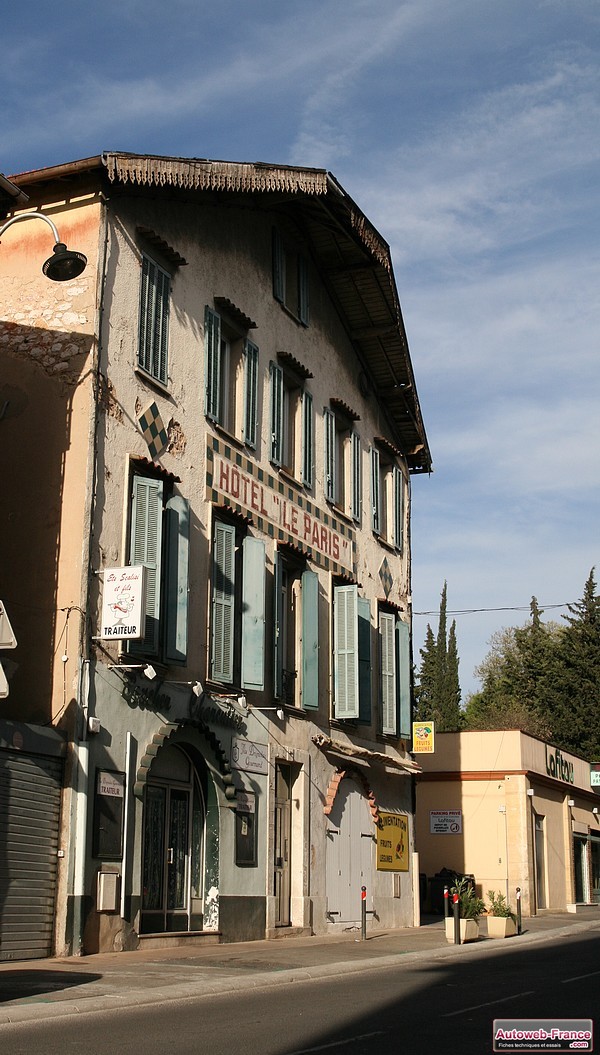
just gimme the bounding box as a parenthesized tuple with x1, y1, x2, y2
(453, 891, 461, 945)
(516, 887, 522, 935)
(361, 885, 367, 941)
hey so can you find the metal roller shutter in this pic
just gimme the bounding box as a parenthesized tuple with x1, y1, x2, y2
(0, 750, 63, 961)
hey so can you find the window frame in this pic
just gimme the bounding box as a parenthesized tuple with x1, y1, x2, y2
(138, 253, 170, 386)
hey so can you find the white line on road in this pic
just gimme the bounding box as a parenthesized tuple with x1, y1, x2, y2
(287, 1031, 385, 1054)
(562, 970, 600, 983)
(442, 991, 535, 1018)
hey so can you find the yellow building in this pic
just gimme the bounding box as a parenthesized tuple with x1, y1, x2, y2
(416, 730, 600, 917)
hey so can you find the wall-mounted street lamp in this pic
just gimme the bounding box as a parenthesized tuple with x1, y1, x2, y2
(0, 211, 87, 281)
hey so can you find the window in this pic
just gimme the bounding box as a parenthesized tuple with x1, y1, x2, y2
(333, 584, 372, 722)
(378, 611, 411, 737)
(371, 442, 405, 549)
(351, 432, 362, 523)
(205, 305, 259, 447)
(324, 406, 359, 513)
(138, 254, 170, 385)
(270, 359, 312, 481)
(272, 227, 309, 325)
(127, 471, 189, 663)
(274, 552, 319, 709)
(210, 519, 265, 689)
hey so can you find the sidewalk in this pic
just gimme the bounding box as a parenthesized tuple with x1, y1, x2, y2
(1, 909, 599, 1026)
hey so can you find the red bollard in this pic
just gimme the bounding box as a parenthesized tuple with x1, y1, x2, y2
(452, 891, 461, 945)
(444, 885, 450, 918)
(361, 885, 367, 941)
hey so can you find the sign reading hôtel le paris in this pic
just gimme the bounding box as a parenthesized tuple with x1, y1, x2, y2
(101, 566, 146, 639)
(207, 442, 355, 574)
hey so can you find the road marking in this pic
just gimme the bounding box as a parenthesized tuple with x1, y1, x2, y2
(562, 970, 600, 983)
(287, 1031, 384, 1054)
(442, 991, 535, 1017)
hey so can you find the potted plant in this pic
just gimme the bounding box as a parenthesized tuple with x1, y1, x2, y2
(486, 891, 517, 938)
(445, 876, 485, 943)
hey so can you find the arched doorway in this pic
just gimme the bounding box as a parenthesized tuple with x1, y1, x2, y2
(141, 743, 216, 934)
(326, 775, 374, 923)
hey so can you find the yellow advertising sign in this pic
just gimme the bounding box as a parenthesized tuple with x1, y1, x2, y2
(376, 812, 409, 872)
(412, 721, 435, 753)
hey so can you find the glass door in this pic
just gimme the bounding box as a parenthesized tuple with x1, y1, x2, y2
(141, 784, 191, 933)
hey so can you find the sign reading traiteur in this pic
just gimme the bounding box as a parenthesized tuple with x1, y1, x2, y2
(101, 566, 146, 640)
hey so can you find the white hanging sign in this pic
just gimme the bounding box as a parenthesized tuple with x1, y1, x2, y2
(101, 566, 146, 640)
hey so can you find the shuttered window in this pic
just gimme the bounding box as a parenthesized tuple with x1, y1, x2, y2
(243, 340, 259, 449)
(164, 496, 190, 664)
(241, 537, 265, 690)
(270, 362, 284, 465)
(397, 618, 411, 738)
(272, 227, 285, 303)
(351, 432, 362, 522)
(370, 447, 381, 534)
(204, 306, 222, 421)
(302, 390, 314, 488)
(138, 255, 170, 385)
(357, 596, 371, 723)
(301, 569, 319, 709)
(393, 467, 404, 553)
(298, 256, 310, 326)
(380, 611, 396, 735)
(334, 584, 359, 719)
(129, 475, 164, 653)
(211, 521, 236, 683)
(324, 409, 336, 504)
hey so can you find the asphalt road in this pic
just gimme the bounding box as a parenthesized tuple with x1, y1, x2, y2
(1, 929, 598, 1055)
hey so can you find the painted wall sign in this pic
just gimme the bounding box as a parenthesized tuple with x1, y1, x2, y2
(376, 812, 409, 871)
(101, 566, 146, 639)
(430, 809, 462, 834)
(97, 771, 125, 798)
(207, 444, 354, 573)
(230, 737, 268, 775)
(412, 721, 435, 753)
(545, 745, 574, 785)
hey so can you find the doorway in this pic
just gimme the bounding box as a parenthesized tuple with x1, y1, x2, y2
(326, 777, 374, 923)
(274, 762, 292, 926)
(141, 744, 206, 934)
(534, 813, 546, 910)
(573, 835, 589, 904)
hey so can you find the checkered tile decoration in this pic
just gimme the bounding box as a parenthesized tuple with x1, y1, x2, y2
(379, 556, 393, 598)
(138, 401, 168, 459)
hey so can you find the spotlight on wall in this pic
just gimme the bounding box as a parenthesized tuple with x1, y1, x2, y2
(143, 665, 157, 680)
(192, 681, 203, 697)
(276, 708, 285, 721)
(568, 799, 575, 808)
(593, 807, 598, 815)
(527, 789, 535, 797)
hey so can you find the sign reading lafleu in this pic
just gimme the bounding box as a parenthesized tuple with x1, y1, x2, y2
(210, 449, 354, 572)
(101, 566, 146, 639)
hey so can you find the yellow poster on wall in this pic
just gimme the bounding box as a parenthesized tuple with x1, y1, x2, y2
(412, 721, 435, 753)
(376, 812, 409, 871)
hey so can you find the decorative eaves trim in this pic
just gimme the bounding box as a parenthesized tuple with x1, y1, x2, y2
(312, 733, 421, 774)
(105, 153, 329, 196)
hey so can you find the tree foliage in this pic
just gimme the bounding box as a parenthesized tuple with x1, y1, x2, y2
(414, 582, 461, 731)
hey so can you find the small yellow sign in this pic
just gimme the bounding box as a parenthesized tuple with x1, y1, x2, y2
(376, 812, 409, 872)
(412, 721, 435, 753)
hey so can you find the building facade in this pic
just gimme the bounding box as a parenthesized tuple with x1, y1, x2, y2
(0, 153, 431, 957)
(416, 730, 600, 917)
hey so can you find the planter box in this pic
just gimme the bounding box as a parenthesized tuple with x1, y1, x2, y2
(487, 916, 516, 938)
(445, 917, 479, 944)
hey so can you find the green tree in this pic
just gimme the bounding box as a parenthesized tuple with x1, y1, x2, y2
(414, 582, 461, 731)
(551, 569, 600, 759)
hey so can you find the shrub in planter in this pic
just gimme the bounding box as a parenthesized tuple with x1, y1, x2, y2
(486, 890, 517, 938)
(445, 877, 485, 943)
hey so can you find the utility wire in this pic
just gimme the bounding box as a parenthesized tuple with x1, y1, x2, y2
(413, 602, 575, 617)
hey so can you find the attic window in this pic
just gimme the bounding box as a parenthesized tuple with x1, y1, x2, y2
(136, 226, 187, 267)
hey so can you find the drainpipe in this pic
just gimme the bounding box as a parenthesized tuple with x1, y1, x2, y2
(71, 659, 90, 955)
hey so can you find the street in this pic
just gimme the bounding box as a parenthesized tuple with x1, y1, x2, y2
(0, 928, 597, 1054)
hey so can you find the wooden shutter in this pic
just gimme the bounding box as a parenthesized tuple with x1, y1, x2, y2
(380, 611, 396, 734)
(272, 228, 285, 303)
(273, 552, 284, 698)
(129, 475, 163, 653)
(397, 619, 411, 738)
(165, 496, 189, 664)
(324, 409, 336, 504)
(243, 340, 259, 449)
(204, 306, 221, 421)
(211, 521, 235, 683)
(334, 585, 359, 719)
(301, 569, 319, 709)
(351, 432, 362, 521)
(302, 390, 314, 488)
(393, 466, 404, 552)
(241, 537, 265, 690)
(138, 255, 169, 384)
(298, 255, 309, 325)
(370, 447, 381, 534)
(270, 362, 284, 465)
(357, 596, 371, 723)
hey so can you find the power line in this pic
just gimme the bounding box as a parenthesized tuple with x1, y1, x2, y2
(413, 602, 575, 617)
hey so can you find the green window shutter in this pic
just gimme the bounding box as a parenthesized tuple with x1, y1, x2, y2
(334, 584, 359, 719)
(211, 521, 235, 683)
(324, 409, 336, 503)
(273, 552, 283, 698)
(370, 447, 381, 534)
(301, 569, 319, 709)
(165, 496, 190, 664)
(302, 390, 314, 488)
(270, 362, 283, 465)
(298, 255, 309, 326)
(204, 306, 221, 421)
(243, 339, 259, 449)
(272, 228, 285, 303)
(393, 466, 404, 552)
(351, 432, 362, 522)
(357, 596, 371, 723)
(397, 619, 411, 738)
(129, 475, 163, 654)
(241, 537, 265, 690)
(138, 255, 169, 384)
(380, 611, 396, 734)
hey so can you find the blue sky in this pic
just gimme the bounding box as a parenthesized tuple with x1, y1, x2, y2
(3, 0, 599, 696)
